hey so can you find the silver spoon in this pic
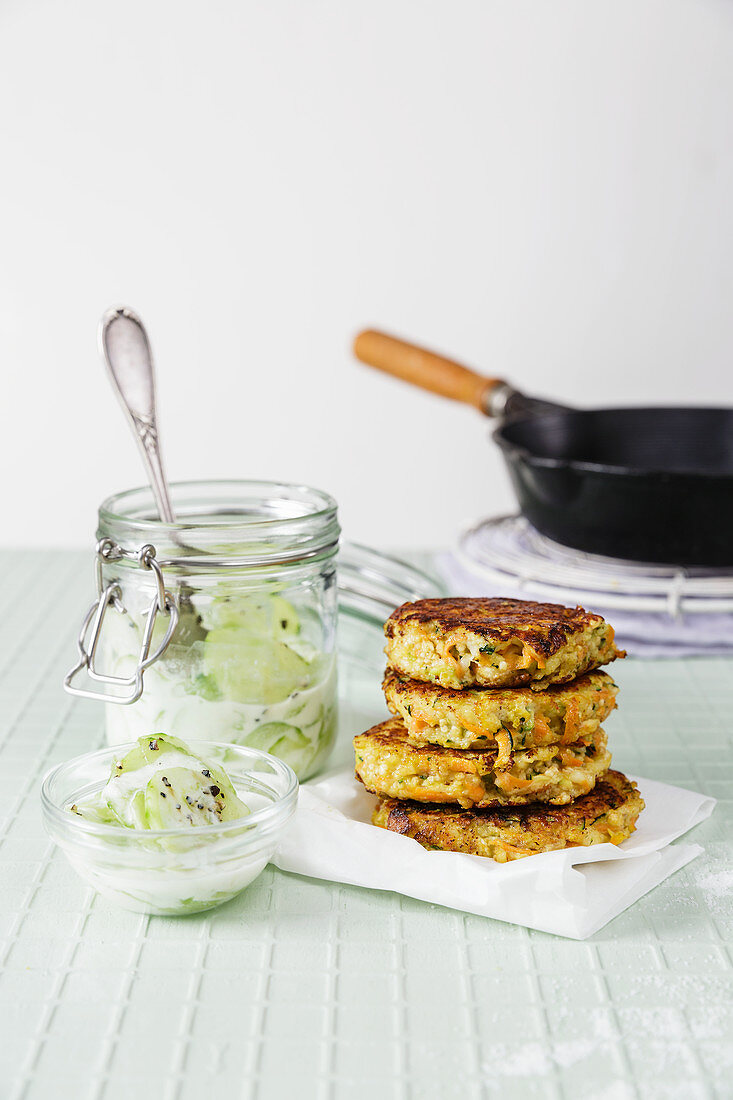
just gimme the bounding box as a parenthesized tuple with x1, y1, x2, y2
(98, 306, 202, 645)
(99, 306, 176, 524)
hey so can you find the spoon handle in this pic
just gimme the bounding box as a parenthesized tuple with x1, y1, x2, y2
(99, 307, 176, 524)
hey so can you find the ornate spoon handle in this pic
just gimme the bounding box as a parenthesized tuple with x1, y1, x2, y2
(99, 307, 176, 524)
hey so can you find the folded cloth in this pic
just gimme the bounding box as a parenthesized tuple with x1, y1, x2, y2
(437, 552, 733, 658)
(272, 770, 715, 940)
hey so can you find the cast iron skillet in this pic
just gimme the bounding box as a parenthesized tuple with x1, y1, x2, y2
(353, 330, 733, 567)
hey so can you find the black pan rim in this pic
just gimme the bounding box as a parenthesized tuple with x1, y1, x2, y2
(493, 405, 733, 481)
(506, 404, 733, 415)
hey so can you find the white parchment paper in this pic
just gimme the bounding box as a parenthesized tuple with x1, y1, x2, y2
(272, 771, 715, 939)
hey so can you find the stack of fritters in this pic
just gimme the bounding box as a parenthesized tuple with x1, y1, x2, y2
(354, 597, 644, 862)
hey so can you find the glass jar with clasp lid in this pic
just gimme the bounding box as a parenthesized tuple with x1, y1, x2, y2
(65, 480, 340, 780)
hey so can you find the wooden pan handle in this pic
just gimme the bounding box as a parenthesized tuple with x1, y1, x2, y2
(353, 329, 507, 414)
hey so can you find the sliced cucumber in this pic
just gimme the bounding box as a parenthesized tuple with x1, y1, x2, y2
(112, 740, 149, 773)
(143, 765, 249, 828)
(203, 593, 300, 638)
(106, 782, 148, 829)
(69, 792, 121, 826)
(185, 672, 222, 701)
(104, 739, 156, 826)
(202, 631, 309, 704)
(270, 596, 300, 637)
(242, 721, 311, 773)
(75, 734, 250, 831)
(244, 721, 305, 752)
(139, 733, 193, 763)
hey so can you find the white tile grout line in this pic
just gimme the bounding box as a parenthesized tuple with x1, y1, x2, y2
(6, 916, 733, 1098)
(86, 912, 151, 1100)
(10, 885, 98, 1100)
(457, 912, 485, 1100)
(166, 917, 212, 1100)
(4, 862, 730, 1090)
(585, 940, 642, 1099)
(0, 553, 83, 696)
(648, 917, 715, 1096)
(1, 658, 98, 1098)
(392, 897, 409, 1100)
(0, 554, 52, 641)
(0, 689, 83, 986)
(521, 928, 564, 1100)
(0, 694, 77, 850)
(0, 840, 57, 974)
(0, 568, 88, 788)
(710, 912, 733, 969)
(321, 895, 340, 1100)
(0, 550, 79, 629)
(246, 885, 277, 1100)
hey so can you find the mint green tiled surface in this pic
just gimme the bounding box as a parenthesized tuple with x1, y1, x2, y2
(0, 551, 731, 1100)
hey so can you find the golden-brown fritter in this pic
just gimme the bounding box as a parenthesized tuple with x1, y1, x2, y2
(372, 770, 644, 862)
(354, 717, 611, 808)
(383, 668, 618, 759)
(384, 597, 623, 690)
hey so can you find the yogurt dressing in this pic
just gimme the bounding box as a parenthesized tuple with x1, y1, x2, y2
(100, 607, 337, 779)
(64, 787, 274, 915)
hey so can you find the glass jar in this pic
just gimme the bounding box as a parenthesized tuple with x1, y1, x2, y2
(65, 480, 339, 780)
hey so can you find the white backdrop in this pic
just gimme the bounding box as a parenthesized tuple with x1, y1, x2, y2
(2, 0, 733, 551)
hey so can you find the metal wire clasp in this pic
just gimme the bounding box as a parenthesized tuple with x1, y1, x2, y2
(64, 539, 179, 705)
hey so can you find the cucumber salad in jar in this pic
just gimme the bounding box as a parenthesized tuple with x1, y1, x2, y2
(102, 586, 336, 780)
(66, 481, 340, 781)
(96, 580, 334, 778)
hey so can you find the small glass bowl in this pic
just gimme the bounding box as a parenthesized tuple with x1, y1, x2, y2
(41, 741, 298, 916)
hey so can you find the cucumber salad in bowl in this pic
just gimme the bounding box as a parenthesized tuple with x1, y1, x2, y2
(42, 734, 298, 915)
(102, 588, 337, 781)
